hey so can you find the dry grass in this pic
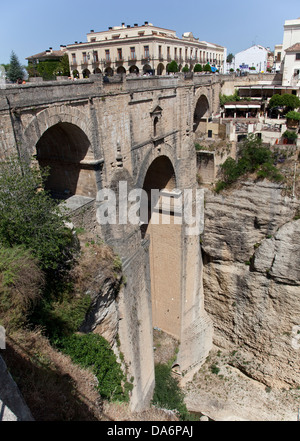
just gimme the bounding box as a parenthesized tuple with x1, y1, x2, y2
(1, 328, 179, 421)
(70, 233, 121, 295)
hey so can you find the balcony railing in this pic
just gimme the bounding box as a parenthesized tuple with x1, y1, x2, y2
(101, 58, 111, 66)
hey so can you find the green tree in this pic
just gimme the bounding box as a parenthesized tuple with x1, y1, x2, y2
(203, 63, 212, 72)
(37, 60, 60, 80)
(194, 63, 202, 72)
(55, 54, 70, 77)
(226, 53, 234, 63)
(269, 94, 300, 113)
(0, 156, 76, 272)
(182, 65, 189, 72)
(167, 60, 179, 73)
(7, 51, 24, 83)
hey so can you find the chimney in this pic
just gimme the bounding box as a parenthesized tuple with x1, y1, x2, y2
(90, 29, 94, 32)
(108, 26, 112, 30)
(122, 22, 125, 28)
(127, 25, 131, 28)
(134, 23, 138, 27)
(144, 21, 148, 25)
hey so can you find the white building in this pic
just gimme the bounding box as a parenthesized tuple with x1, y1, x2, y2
(280, 17, 300, 87)
(65, 22, 226, 78)
(233, 45, 269, 73)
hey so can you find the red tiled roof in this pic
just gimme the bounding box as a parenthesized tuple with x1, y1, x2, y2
(285, 43, 300, 52)
(26, 49, 66, 60)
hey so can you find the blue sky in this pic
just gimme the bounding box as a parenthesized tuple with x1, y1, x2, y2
(1, 0, 300, 65)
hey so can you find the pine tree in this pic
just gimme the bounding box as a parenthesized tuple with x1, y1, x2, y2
(7, 51, 24, 83)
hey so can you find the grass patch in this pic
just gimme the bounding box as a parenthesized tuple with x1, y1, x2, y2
(152, 363, 197, 421)
(56, 333, 131, 402)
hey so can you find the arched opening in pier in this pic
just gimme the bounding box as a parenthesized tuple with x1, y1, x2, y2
(36, 122, 96, 199)
(194, 94, 210, 133)
(141, 156, 181, 339)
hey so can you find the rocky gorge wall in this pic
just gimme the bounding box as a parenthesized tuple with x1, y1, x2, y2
(201, 180, 300, 388)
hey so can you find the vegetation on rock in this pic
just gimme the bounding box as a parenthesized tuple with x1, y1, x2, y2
(215, 134, 284, 192)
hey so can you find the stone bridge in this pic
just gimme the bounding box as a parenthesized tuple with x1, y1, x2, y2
(0, 73, 222, 411)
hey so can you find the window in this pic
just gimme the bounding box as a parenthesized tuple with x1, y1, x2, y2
(144, 45, 149, 58)
(174, 48, 177, 59)
(130, 47, 136, 60)
(167, 47, 170, 59)
(159, 45, 162, 58)
(93, 51, 98, 62)
(117, 48, 122, 60)
(296, 53, 300, 60)
(276, 52, 281, 62)
(72, 53, 76, 64)
(91, 38, 96, 42)
(82, 52, 87, 63)
(105, 50, 110, 61)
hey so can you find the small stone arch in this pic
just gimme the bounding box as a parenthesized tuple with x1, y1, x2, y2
(72, 69, 79, 78)
(82, 68, 91, 78)
(93, 67, 102, 74)
(143, 64, 152, 74)
(157, 63, 164, 75)
(117, 66, 126, 75)
(105, 67, 114, 76)
(194, 94, 210, 133)
(129, 65, 139, 74)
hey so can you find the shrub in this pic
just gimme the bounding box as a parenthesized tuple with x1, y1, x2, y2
(283, 130, 298, 142)
(167, 60, 179, 73)
(194, 64, 202, 72)
(215, 134, 284, 192)
(0, 156, 77, 273)
(57, 333, 129, 402)
(0, 246, 44, 331)
(152, 363, 190, 420)
(285, 111, 300, 121)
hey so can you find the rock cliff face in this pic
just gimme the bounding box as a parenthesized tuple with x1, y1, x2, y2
(202, 180, 300, 388)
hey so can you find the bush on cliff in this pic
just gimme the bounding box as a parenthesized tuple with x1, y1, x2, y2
(215, 134, 284, 192)
(0, 156, 77, 273)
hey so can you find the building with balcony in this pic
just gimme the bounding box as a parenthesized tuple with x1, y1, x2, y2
(66, 21, 226, 78)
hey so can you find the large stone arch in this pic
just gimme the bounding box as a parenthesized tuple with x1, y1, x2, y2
(22, 105, 95, 157)
(137, 151, 182, 339)
(22, 106, 98, 198)
(136, 143, 177, 191)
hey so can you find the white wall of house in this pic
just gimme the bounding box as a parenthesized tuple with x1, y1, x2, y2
(282, 50, 300, 87)
(282, 18, 300, 52)
(281, 18, 300, 87)
(234, 45, 269, 72)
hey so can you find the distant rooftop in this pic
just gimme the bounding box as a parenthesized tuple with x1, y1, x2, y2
(285, 42, 300, 52)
